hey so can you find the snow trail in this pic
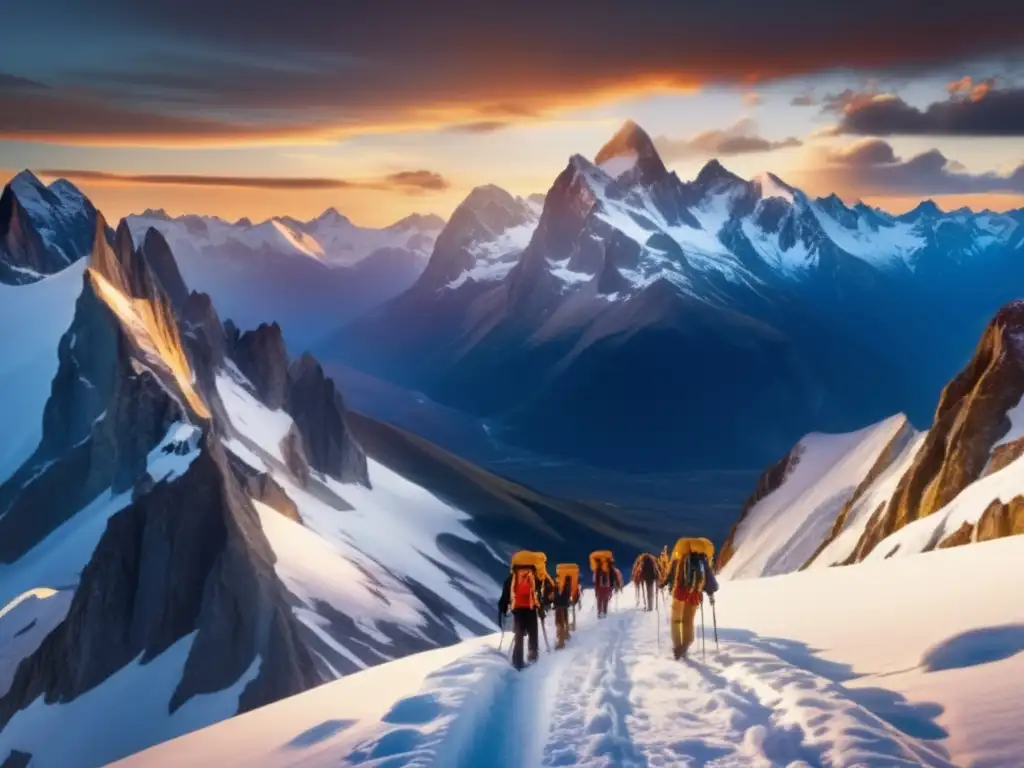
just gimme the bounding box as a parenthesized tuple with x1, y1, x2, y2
(422, 601, 953, 767)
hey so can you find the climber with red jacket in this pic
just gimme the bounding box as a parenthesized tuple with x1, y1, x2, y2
(590, 550, 621, 618)
(498, 551, 546, 669)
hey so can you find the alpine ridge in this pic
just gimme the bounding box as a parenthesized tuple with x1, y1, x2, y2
(720, 299, 1024, 579)
(320, 120, 1024, 474)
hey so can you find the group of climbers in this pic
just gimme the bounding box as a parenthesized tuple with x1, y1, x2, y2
(498, 551, 582, 669)
(497, 538, 719, 669)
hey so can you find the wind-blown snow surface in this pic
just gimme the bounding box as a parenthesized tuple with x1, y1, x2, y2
(0, 261, 86, 482)
(120, 536, 1024, 768)
(721, 415, 913, 579)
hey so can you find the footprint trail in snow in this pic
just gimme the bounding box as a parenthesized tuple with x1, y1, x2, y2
(352, 604, 956, 767)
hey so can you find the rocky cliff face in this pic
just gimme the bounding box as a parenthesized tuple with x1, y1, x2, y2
(0, 216, 337, 749)
(724, 301, 1024, 576)
(849, 302, 1024, 561)
(230, 322, 290, 410)
(0, 433, 321, 731)
(286, 354, 369, 486)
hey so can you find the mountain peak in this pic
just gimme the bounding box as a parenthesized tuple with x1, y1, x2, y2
(10, 169, 44, 191)
(694, 159, 742, 188)
(388, 212, 446, 232)
(595, 120, 666, 181)
(752, 172, 800, 205)
(311, 207, 351, 227)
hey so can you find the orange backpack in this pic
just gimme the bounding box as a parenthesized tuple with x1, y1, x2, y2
(511, 568, 539, 610)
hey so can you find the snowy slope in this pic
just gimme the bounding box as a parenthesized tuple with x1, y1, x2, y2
(120, 535, 1024, 768)
(215, 363, 498, 668)
(721, 415, 915, 579)
(0, 260, 88, 482)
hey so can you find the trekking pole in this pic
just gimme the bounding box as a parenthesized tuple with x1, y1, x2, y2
(540, 612, 551, 653)
(655, 588, 661, 651)
(712, 598, 719, 651)
(700, 597, 706, 661)
(498, 613, 505, 651)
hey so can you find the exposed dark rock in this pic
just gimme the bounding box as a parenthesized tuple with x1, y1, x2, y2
(1, 750, 32, 768)
(227, 451, 301, 524)
(717, 443, 803, 571)
(285, 354, 369, 486)
(848, 302, 1024, 561)
(976, 496, 1024, 542)
(0, 436, 322, 729)
(141, 227, 190, 311)
(0, 173, 96, 284)
(231, 322, 289, 410)
(280, 423, 312, 487)
(0, 269, 187, 563)
(0, 184, 54, 284)
(936, 521, 974, 549)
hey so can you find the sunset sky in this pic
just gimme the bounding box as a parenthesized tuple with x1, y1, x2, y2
(1, 0, 1022, 226)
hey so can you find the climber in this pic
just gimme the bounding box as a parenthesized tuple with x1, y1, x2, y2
(662, 537, 719, 660)
(498, 551, 544, 669)
(633, 552, 660, 612)
(554, 563, 578, 649)
(590, 550, 621, 618)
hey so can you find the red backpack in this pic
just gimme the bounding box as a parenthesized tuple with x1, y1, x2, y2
(511, 568, 538, 610)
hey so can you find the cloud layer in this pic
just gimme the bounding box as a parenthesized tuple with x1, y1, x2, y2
(811, 138, 1024, 194)
(37, 169, 451, 193)
(2, 0, 1021, 145)
(830, 84, 1024, 136)
(655, 119, 801, 160)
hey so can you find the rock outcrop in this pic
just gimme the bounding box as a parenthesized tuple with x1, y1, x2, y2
(849, 302, 1024, 560)
(285, 354, 369, 486)
(0, 435, 321, 730)
(230, 322, 290, 410)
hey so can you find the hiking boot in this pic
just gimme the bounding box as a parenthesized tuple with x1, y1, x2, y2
(673, 646, 685, 661)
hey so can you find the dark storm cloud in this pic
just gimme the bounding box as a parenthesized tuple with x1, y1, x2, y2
(0, 73, 48, 91)
(812, 139, 1024, 194)
(4, 0, 1023, 145)
(833, 85, 1024, 136)
(39, 169, 451, 193)
(655, 119, 802, 160)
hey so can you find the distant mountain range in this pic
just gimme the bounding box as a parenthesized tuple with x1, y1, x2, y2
(0, 171, 445, 350)
(319, 120, 1024, 472)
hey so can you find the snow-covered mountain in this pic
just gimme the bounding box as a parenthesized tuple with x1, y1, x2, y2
(122, 207, 445, 351)
(116, 533, 1024, 768)
(322, 120, 1024, 472)
(0, 172, 101, 285)
(720, 299, 1024, 579)
(127, 207, 444, 268)
(0, 214, 655, 767)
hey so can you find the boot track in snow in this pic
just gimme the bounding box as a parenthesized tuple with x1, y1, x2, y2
(346, 605, 955, 767)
